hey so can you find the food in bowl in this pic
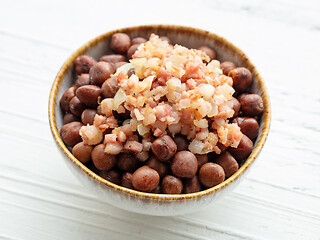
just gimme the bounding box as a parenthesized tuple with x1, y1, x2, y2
(59, 32, 264, 194)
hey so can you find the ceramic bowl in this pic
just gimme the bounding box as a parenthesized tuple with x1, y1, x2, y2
(48, 25, 271, 216)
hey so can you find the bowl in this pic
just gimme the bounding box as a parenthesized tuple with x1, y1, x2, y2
(48, 25, 271, 216)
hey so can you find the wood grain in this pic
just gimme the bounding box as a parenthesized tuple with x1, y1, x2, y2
(1, 0, 320, 239)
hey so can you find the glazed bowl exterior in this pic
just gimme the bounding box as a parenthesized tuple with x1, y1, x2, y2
(48, 25, 271, 216)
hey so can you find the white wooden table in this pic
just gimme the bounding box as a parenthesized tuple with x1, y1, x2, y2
(1, 0, 320, 239)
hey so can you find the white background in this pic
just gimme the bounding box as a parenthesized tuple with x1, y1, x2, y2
(1, 0, 320, 239)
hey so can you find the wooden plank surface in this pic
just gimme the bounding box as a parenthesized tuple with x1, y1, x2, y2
(0, 0, 319, 239)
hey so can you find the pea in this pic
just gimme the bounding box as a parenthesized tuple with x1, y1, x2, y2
(63, 113, 80, 124)
(183, 176, 201, 194)
(228, 67, 252, 92)
(60, 121, 83, 147)
(161, 175, 183, 194)
(171, 151, 198, 178)
(110, 33, 131, 54)
(151, 135, 177, 162)
(60, 86, 76, 112)
(199, 163, 225, 188)
(72, 142, 93, 164)
(117, 153, 139, 172)
(101, 77, 119, 98)
(75, 74, 90, 88)
(74, 55, 97, 74)
(100, 54, 126, 63)
(220, 61, 237, 75)
(69, 96, 86, 117)
(131, 37, 147, 45)
(214, 152, 239, 178)
(127, 44, 140, 59)
(81, 109, 97, 125)
(229, 135, 253, 161)
(91, 144, 117, 171)
(132, 166, 159, 192)
(121, 172, 133, 189)
(173, 135, 189, 152)
(195, 154, 208, 169)
(146, 155, 168, 178)
(100, 169, 121, 185)
(233, 117, 259, 140)
(89, 62, 114, 86)
(240, 94, 264, 117)
(197, 46, 216, 60)
(76, 85, 101, 108)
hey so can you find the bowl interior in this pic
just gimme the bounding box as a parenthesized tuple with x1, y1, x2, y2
(49, 25, 271, 200)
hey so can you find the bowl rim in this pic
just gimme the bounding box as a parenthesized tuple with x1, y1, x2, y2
(48, 24, 271, 200)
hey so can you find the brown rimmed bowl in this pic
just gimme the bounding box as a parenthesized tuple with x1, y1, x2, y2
(48, 25, 271, 216)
